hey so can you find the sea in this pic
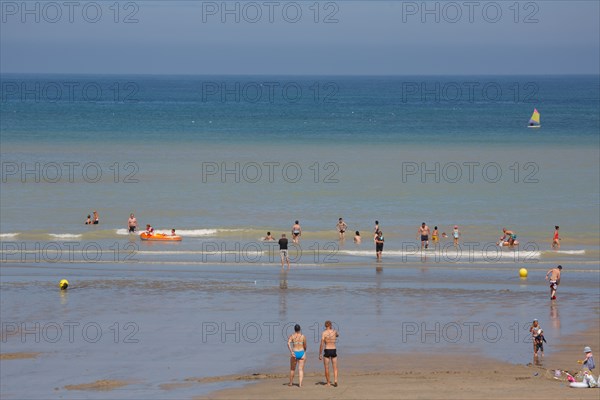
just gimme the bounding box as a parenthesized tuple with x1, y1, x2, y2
(1, 74, 599, 399)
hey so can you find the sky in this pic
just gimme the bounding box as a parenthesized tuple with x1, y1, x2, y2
(1, 0, 599, 75)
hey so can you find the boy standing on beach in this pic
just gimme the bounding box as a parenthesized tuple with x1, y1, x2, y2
(545, 265, 562, 300)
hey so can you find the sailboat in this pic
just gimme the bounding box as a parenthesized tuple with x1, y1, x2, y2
(528, 108, 541, 128)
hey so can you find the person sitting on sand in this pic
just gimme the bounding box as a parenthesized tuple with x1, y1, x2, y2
(354, 231, 361, 244)
(85, 215, 92, 225)
(579, 346, 595, 372)
(319, 320, 339, 387)
(145, 224, 154, 235)
(287, 324, 306, 387)
(264, 232, 274, 241)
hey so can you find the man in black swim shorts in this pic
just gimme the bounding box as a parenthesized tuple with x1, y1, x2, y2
(336, 217, 348, 240)
(319, 320, 339, 386)
(417, 222, 430, 249)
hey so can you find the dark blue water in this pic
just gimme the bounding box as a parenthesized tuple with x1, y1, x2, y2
(2, 74, 599, 145)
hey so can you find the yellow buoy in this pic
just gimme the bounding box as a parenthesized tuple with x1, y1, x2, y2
(59, 279, 69, 290)
(519, 268, 528, 278)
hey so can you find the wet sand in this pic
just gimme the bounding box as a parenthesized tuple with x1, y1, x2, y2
(63, 380, 133, 391)
(0, 352, 41, 360)
(196, 325, 600, 399)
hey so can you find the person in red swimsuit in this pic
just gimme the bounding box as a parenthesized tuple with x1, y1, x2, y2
(552, 226, 560, 249)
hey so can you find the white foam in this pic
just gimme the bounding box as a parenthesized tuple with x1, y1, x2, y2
(48, 233, 83, 239)
(339, 249, 541, 261)
(117, 228, 217, 237)
(157, 229, 217, 237)
(0, 233, 19, 238)
(543, 250, 586, 255)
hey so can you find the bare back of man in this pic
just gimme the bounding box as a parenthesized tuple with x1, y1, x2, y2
(319, 321, 339, 387)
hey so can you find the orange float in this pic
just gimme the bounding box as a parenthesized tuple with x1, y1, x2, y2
(140, 232, 182, 241)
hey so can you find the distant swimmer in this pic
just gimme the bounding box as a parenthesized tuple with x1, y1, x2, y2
(498, 228, 517, 247)
(292, 220, 302, 244)
(145, 224, 154, 235)
(452, 225, 460, 247)
(279, 234, 290, 269)
(93, 210, 99, 224)
(319, 320, 339, 387)
(432, 226, 439, 243)
(354, 231, 361, 244)
(264, 232, 274, 241)
(336, 218, 348, 240)
(170, 229, 176, 236)
(375, 230, 384, 260)
(128, 213, 138, 233)
(545, 265, 562, 300)
(417, 222, 430, 249)
(85, 215, 92, 225)
(287, 324, 307, 387)
(552, 226, 560, 249)
(441, 232, 448, 238)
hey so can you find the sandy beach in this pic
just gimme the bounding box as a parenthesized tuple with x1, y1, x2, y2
(196, 324, 600, 399)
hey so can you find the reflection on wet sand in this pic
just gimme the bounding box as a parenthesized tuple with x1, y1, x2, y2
(550, 302, 560, 331)
(279, 270, 288, 318)
(375, 266, 383, 316)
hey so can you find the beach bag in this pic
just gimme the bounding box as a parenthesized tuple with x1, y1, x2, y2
(583, 373, 597, 388)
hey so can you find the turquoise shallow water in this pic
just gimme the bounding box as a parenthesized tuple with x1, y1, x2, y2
(1, 74, 599, 398)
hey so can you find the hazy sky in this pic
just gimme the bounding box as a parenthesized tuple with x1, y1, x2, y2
(1, 1, 599, 75)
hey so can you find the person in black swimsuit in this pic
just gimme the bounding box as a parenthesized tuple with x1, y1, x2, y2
(336, 217, 348, 240)
(375, 230, 384, 261)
